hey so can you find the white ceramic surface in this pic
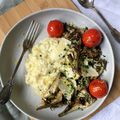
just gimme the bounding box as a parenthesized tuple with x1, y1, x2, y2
(0, 8, 115, 120)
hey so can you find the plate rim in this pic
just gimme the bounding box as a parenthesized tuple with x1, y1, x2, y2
(0, 8, 115, 120)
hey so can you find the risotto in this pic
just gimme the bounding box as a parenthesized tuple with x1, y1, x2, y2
(25, 37, 79, 98)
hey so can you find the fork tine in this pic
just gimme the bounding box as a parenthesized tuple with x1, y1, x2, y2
(27, 21, 37, 40)
(31, 23, 40, 44)
(29, 22, 39, 43)
(24, 20, 40, 49)
(25, 20, 34, 39)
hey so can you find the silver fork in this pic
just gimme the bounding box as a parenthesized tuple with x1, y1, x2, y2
(0, 20, 40, 104)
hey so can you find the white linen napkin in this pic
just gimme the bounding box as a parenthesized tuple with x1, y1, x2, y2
(72, 0, 120, 30)
(95, 0, 120, 31)
(0, 83, 28, 120)
(0, 0, 23, 14)
(90, 97, 120, 120)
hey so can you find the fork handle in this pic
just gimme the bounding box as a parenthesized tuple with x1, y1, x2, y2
(11, 50, 26, 80)
(92, 7, 120, 43)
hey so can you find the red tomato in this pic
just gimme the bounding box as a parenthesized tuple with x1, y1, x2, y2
(47, 19, 64, 37)
(82, 28, 102, 48)
(89, 79, 108, 98)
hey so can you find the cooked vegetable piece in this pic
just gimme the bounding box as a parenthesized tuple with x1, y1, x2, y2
(80, 46, 101, 58)
(58, 89, 96, 117)
(58, 79, 74, 101)
(80, 57, 107, 79)
(36, 91, 63, 110)
(51, 91, 63, 104)
(77, 77, 90, 90)
(49, 78, 61, 94)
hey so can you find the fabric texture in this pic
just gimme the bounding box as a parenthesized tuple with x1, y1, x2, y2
(0, 0, 23, 15)
(90, 97, 120, 120)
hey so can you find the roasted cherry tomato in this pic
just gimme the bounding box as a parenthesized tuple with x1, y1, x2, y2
(47, 19, 64, 37)
(82, 28, 102, 48)
(89, 79, 108, 98)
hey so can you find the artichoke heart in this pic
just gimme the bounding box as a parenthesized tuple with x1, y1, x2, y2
(58, 79, 75, 101)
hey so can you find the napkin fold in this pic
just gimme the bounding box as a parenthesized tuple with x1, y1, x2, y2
(95, 0, 120, 15)
(0, 0, 23, 15)
(73, 0, 120, 31)
(90, 97, 120, 120)
(0, 83, 28, 120)
(94, 0, 120, 31)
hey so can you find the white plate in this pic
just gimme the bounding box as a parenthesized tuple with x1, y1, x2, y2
(0, 8, 115, 120)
